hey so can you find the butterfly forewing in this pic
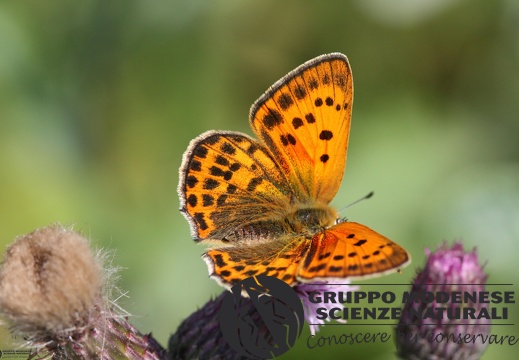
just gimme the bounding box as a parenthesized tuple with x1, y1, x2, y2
(249, 53, 353, 203)
(179, 131, 294, 240)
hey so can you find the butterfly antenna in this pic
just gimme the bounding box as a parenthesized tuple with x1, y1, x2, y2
(338, 191, 374, 214)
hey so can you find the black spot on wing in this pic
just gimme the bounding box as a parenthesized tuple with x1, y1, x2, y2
(320, 154, 329, 163)
(292, 117, 304, 129)
(187, 194, 197, 207)
(329, 266, 343, 273)
(229, 163, 241, 172)
(354, 239, 367, 246)
(203, 178, 219, 190)
(294, 85, 307, 100)
(217, 194, 227, 206)
(247, 177, 263, 192)
(308, 263, 327, 273)
(277, 93, 294, 110)
(194, 146, 208, 158)
(322, 74, 330, 85)
(319, 130, 333, 140)
(335, 74, 347, 87)
(186, 175, 198, 188)
(190, 160, 202, 171)
(318, 252, 331, 260)
(220, 142, 236, 155)
(247, 143, 259, 154)
(194, 212, 208, 230)
(209, 166, 225, 177)
(305, 113, 316, 124)
(263, 109, 284, 130)
(215, 155, 229, 166)
(205, 136, 219, 145)
(213, 254, 226, 267)
(280, 134, 297, 146)
(202, 194, 214, 207)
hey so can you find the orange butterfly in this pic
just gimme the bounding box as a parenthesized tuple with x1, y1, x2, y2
(178, 53, 410, 289)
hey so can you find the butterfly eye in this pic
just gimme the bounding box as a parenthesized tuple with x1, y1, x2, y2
(294, 209, 318, 225)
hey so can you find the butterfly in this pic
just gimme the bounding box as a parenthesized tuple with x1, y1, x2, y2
(178, 53, 410, 289)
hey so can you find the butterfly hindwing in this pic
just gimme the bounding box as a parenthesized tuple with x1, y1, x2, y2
(297, 221, 411, 281)
(204, 237, 309, 288)
(249, 53, 353, 203)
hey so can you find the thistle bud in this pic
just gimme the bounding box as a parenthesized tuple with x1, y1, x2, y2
(0, 225, 166, 359)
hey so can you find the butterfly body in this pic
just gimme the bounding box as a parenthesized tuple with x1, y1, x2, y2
(178, 53, 410, 289)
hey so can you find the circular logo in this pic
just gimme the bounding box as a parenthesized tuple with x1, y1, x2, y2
(219, 275, 304, 359)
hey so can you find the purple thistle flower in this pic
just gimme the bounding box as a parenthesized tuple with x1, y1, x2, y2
(396, 242, 490, 360)
(295, 281, 359, 336)
(169, 291, 256, 360)
(169, 280, 359, 359)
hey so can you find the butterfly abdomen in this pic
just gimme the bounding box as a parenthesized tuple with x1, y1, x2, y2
(208, 204, 336, 244)
(223, 219, 292, 243)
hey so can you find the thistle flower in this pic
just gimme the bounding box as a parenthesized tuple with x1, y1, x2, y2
(169, 291, 248, 360)
(169, 280, 358, 359)
(0, 225, 166, 359)
(396, 242, 489, 360)
(170, 276, 300, 359)
(295, 281, 359, 336)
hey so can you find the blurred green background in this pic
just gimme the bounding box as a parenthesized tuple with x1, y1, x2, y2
(0, 0, 518, 359)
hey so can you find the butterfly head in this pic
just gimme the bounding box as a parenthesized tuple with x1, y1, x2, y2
(286, 203, 338, 235)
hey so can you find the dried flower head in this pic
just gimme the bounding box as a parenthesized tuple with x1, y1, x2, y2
(0, 225, 102, 342)
(0, 224, 166, 359)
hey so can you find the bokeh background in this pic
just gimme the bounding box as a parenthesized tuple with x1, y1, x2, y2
(1, 1, 518, 359)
